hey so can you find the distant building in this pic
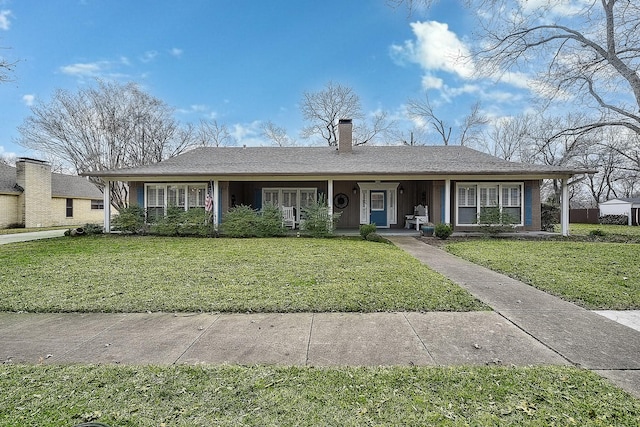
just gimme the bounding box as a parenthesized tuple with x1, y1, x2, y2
(0, 158, 104, 228)
(599, 197, 640, 226)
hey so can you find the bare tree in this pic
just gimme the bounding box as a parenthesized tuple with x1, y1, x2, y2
(0, 43, 16, 83)
(407, 94, 488, 146)
(194, 119, 236, 147)
(395, 1, 640, 143)
(300, 81, 396, 146)
(260, 120, 297, 147)
(16, 80, 193, 209)
(301, 81, 363, 146)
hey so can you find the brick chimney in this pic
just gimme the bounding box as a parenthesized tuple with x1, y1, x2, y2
(16, 158, 52, 227)
(338, 119, 353, 154)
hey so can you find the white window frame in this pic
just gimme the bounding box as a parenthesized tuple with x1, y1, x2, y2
(455, 182, 524, 226)
(145, 183, 208, 220)
(262, 187, 318, 223)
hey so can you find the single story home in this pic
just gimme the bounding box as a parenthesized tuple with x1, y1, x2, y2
(0, 158, 104, 228)
(86, 120, 590, 236)
(599, 197, 640, 226)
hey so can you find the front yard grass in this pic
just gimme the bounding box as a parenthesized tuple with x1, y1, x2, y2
(446, 239, 640, 310)
(1, 364, 638, 426)
(0, 235, 486, 313)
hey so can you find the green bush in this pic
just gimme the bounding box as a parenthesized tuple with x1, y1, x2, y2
(589, 228, 607, 237)
(599, 214, 629, 225)
(541, 203, 559, 232)
(112, 205, 147, 234)
(434, 223, 453, 240)
(359, 223, 377, 239)
(365, 232, 387, 243)
(300, 196, 342, 238)
(82, 223, 104, 235)
(220, 205, 259, 237)
(150, 206, 183, 236)
(177, 208, 213, 237)
(257, 204, 287, 237)
(477, 207, 518, 234)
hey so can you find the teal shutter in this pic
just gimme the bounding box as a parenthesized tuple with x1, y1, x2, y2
(525, 184, 533, 226)
(137, 187, 144, 206)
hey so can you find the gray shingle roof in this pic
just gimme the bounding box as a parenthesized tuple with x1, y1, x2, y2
(0, 163, 22, 194)
(85, 145, 592, 179)
(0, 163, 102, 198)
(51, 172, 103, 199)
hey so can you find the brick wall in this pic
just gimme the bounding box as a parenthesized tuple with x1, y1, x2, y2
(16, 159, 52, 228)
(0, 194, 19, 228)
(50, 197, 104, 226)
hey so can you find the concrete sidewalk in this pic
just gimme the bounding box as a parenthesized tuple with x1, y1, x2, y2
(388, 236, 640, 399)
(0, 229, 66, 245)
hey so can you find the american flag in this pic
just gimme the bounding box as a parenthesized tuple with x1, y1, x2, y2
(205, 193, 213, 212)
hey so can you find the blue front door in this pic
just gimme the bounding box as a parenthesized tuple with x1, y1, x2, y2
(370, 191, 387, 226)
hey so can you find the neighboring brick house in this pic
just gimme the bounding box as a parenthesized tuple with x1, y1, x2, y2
(0, 158, 104, 228)
(87, 120, 590, 236)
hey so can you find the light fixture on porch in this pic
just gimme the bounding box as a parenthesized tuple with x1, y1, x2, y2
(398, 185, 404, 195)
(352, 186, 358, 194)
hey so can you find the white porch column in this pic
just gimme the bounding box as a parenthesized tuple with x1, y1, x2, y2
(213, 180, 220, 228)
(561, 178, 570, 236)
(103, 180, 111, 233)
(327, 179, 334, 217)
(444, 179, 451, 224)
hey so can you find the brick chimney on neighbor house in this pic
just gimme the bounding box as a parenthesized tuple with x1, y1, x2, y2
(338, 119, 353, 154)
(16, 158, 52, 228)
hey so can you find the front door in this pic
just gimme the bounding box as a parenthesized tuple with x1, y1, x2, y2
(370, 191, 387, 227)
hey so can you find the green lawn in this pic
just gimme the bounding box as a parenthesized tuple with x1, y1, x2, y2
(0, 235, 486, 313)
(1, 364, 638, 426)
(566, 223, 640, 238)
(446, 239, 640, 309)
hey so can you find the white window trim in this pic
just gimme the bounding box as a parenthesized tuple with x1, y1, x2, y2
(145, 183, 208, 218)
(262, 187, 318, 223)
(455, 182, 524, 226)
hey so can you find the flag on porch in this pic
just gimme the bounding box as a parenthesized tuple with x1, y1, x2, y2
(205, 193, 213, 212)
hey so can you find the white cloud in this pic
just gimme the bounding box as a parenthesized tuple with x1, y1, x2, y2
(518, 0, 589, 17)
(391, 21, 475, 79)
(60, 62, 105, 76)
(0, 10, 11, 31)
(231, 121, 267, 146)
(421, 74, 443, 90)
(22, 94, 35, 106)
(59, 57, 132, 80)
(140, 50, 158, 63)
(169, 48, 183, 57)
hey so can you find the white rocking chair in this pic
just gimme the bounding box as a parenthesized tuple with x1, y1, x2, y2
(282, 206, 296, 229)
(405, 204, 429, 230)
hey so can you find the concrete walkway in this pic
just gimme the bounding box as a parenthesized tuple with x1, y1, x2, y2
(1, 234, 639, 399)
(0, 229, 66, 245)
(388, 236, 640, 399)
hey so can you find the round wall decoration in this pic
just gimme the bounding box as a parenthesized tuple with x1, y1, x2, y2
(334, 193, 349, 209)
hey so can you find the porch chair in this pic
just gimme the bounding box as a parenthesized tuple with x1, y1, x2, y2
(405, 204, 429, 230)
(282, 206, 296, 229)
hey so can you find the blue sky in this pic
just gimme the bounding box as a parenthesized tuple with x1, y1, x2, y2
(0, 0, 530, 159)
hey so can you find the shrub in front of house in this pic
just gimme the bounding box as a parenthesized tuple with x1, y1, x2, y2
(300, 196, 342, 238)
(477, 207, 518, 234)
(434, 223, 453, 240)
(359, 223, 377, 239)
(365, 232, 388, 243)
(599, 214, 628, 225)
(112, 205, 147, 234)
(256, 204, 287, 237)
(220, 205, 260, 237)
(541, 203, 559, 232)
